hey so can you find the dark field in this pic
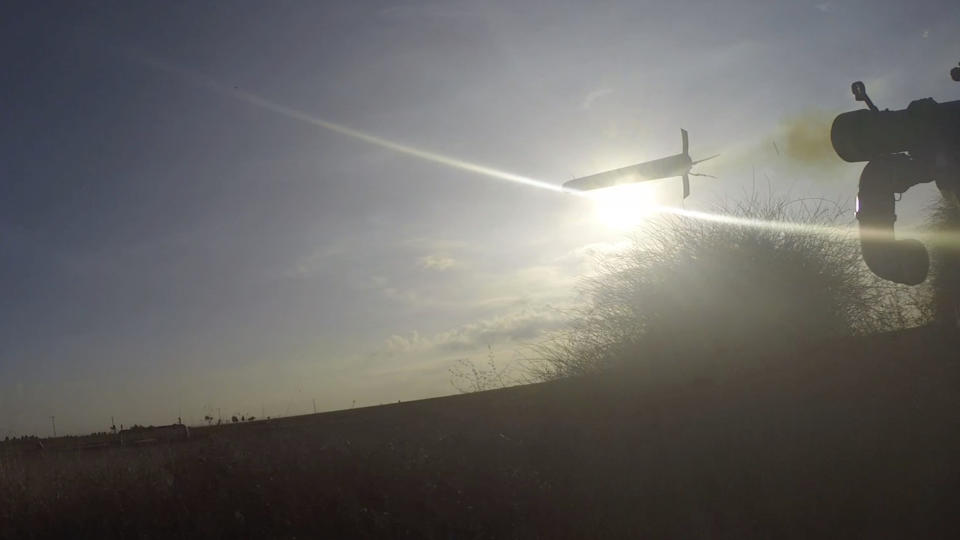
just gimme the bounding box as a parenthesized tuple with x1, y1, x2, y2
(2, 326, 959, 539)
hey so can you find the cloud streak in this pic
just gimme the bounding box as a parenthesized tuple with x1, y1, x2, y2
(419, 254, 457, 271)
(581, 88, 614, 110)
(383, 305, 570, 356)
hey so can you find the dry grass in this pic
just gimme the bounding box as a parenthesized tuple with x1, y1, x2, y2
(528, 194, 931, 382)
(2, 326, 959, 538)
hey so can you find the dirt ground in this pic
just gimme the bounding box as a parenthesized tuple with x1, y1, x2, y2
(2, 325, 959, 538)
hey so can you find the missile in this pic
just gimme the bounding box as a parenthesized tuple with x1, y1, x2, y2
(563, 129, 717, 199)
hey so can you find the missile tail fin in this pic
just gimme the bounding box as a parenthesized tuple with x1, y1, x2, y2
(682, 173, 690, 199)
(691, 154, 719, 166)
(681, 128, 689, 156)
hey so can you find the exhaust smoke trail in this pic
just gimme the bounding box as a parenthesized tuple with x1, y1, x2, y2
(134, 55, 563, 194)
(137, 55, 933, 244)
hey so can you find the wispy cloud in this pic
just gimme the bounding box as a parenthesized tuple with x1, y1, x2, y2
(581, 88, 614, 110)
(418, 254, 457, 271)
(381, 304, 570, 357)
(286, 244, 348, 278)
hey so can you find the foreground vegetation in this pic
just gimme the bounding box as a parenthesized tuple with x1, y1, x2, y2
(2, 326, 959, 538)
(529, 194, 944, 381)
(4, 194, 958, 538)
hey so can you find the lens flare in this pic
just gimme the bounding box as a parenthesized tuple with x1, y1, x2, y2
(136, 54, 948, 248)
(586, 183, 660, 230)
(655, 206, 845, 236)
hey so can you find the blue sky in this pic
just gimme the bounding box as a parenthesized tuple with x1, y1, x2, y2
(1, 0, 957, 435)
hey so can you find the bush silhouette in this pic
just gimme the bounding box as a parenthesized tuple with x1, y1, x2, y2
(530, 193, 928, 380)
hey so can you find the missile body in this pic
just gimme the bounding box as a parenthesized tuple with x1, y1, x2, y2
(562, 129, 716, 198)
(562, 153, 693, 192)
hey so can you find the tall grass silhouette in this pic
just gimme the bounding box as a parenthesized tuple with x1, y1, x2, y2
(926, 197, 960, 328)
(528, 192, 930, 381)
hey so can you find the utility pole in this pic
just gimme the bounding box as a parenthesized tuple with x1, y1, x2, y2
(50, 416, 56, 438)
(217, 408, 221, 423)
(312, 398, 317, 414)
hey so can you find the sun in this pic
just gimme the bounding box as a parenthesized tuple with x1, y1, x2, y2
(587, 183, 661, 230)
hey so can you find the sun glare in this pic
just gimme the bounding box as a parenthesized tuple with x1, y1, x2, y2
(588, 183, 661, 230)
